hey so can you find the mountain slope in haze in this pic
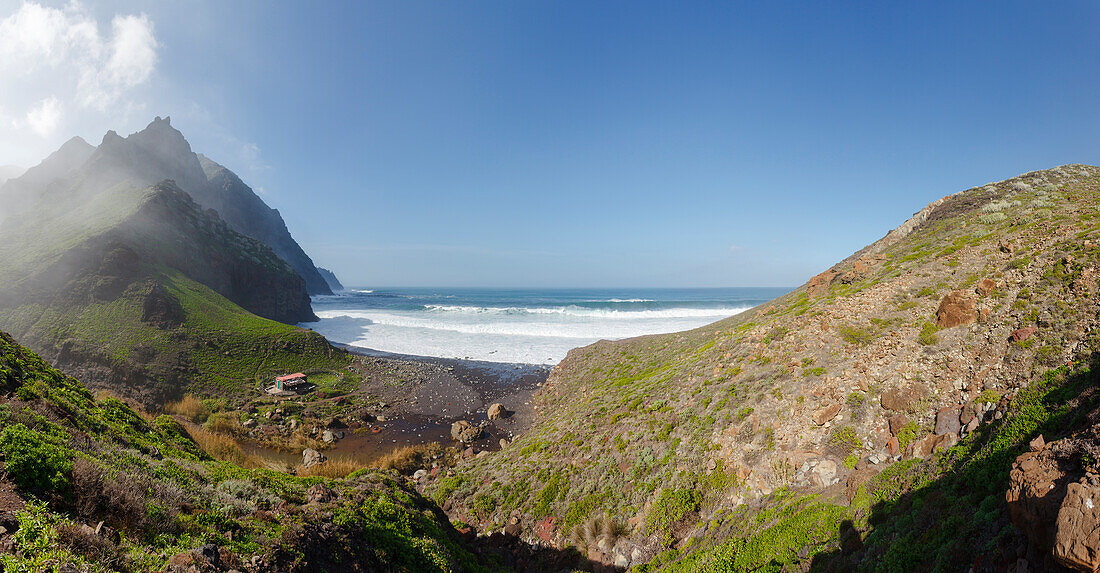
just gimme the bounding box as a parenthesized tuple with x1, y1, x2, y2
(0, 330, 483, 573)
(0, 164, 24, 187)
(432, 164, 1100, 571)
(0, 117, 333, 296)
(317, 266, 345, 292)
(0, 176, 338, 404)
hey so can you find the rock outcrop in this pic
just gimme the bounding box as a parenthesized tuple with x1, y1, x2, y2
(936, 290, 978, 328)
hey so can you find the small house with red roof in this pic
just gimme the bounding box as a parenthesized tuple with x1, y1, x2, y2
(267, 372, 311, 395)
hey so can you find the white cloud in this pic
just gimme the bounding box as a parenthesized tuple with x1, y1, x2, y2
(729, 244, 742, 253)
(0, 1, 158, 139)
(25, 95, 62, 136)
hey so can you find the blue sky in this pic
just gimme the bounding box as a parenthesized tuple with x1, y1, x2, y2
(2, 1, 1099, 287)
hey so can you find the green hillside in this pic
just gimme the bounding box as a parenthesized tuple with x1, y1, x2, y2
(0, 181, 342, 405)
(0, 330, 482, 573)
(431, 164, 1100, 571)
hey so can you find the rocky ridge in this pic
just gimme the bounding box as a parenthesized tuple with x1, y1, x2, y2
(428, 164, 1100, 571)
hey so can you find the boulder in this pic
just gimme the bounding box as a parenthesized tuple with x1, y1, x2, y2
(909, 434, 939, 459)
(975, 278, 996, 297)
(167, 544, 220, 572)
(936, 290, 978, 328)
(959, 403, 976, 426)
(888, 414, 910, 436)
(812, 404, 841, 425)
(1030, 435, 1045, 452)
(933, 433, 957, 452)
(1010, 326, 1038, 342)
(487, 403, 509, 420)
(451, 420, 483, 443)
(321, 429, 336, 443)
(302, 448, 326, 469)
(1054, 481, 1100, 570)
(880, 383, 929, 412)
(934, 407, 961, 436)
(413, 469, 428, 481)
(812, 460, 838, 486)
(1007, 446, 1072, 564)
(887, 436, 901, 457)
(306, 483, 337, 504)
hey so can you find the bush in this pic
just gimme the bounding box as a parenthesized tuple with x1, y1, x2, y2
(646, 488, 700, 543)
(978, 212, 1007, 225)
(918, 322, 940, 346)
(827, 426, 862, 456)
(0, 423, 72, 493)
(838, 325, 874, 346)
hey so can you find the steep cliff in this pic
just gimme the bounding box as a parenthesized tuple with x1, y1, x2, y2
(0, 117, 333, 296)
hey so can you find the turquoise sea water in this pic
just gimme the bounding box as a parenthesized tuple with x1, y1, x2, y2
(305, 287, 789, 365)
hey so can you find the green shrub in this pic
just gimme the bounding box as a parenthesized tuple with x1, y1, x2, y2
(0, 423, 72, 493)
(838, 325, 874, 346)
(918, 322, 940, 346)
(976, 390, 1001, 404)
(979, 212, 1007, 225)
(827, 426, 862, 456)
(897, 421, 922, 450)
(646, 488, 700, 543)
(846, 392, 865, 409)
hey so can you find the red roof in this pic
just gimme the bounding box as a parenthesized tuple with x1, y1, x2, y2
(276, 373, 306, 382)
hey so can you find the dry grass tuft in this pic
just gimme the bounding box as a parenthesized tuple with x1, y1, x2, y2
(297, 457, 365, 478)
(183, 422, 262, 468)
(370, 442, 442, 474)
(165, 394, 208, 423)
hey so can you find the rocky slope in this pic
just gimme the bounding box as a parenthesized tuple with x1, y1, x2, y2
(0, 117, 333, 296)
(429, 164, 1100, 571)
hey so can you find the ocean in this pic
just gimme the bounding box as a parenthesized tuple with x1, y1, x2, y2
(304, 287, 789, 365)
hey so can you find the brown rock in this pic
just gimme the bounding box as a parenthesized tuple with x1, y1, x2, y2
(1029, 435, 1045, 452)
(888, 415, 910, 436)
(960, 403, 976, 426)
(1054, 481, 1100, 570)
(837, 259, 871, 284)
(880, 383, 929, 412)
(935, 407, 961, 436)
(844, 467, 878, 502)
(487, 403, 509, 420)
(451, 420, 483, 443)
(936, 290, 978, 328)
(1010, 326, 1038, 342)
(909, 434, 938, 459)
(306, 483, 336, 504)
(887, 436, 901, 457)
(812, 404, 841, 425)
(808, 269, 839, 297)
(933, 433, 957, 452)
(1007, 448, 1071, 563)
(975, 278, 996, 297)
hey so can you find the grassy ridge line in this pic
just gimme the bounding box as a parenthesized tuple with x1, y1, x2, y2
(434, 164, 1100, 568)
(0, 329, 483, 572)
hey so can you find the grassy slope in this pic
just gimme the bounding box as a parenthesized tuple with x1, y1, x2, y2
(0, 330, 482, 573)
(0, 266, 346, 398)
(435, 164, 1100, 570)
(0, 181, 344, 402)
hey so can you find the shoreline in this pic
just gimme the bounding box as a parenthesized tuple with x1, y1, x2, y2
(243, 340, 553, 465)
